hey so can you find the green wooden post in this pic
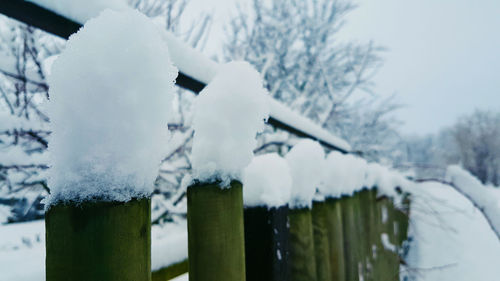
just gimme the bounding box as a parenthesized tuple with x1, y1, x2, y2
(340, 194, 365, 281)
(394, 191, 411, 247)
(358, 189, 378, 281)
(312, 201, 332, 281)
(325, 198, 345, 281)
(373, 195, 400, 281)
(244, 205, 290, 281)
(187, 181, 246, 281)
(45, 198, 151, 281)
(289, 207, 317, 281)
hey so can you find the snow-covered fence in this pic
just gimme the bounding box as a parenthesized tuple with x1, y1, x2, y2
(0, 3, 413, 281)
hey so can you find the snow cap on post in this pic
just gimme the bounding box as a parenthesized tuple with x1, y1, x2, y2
(364, 162, 411, 198)
(285, 139, 325, 208)
(321, 151, 367, 198)
(191, 61, 269, 185)
(243, 153, 292, 208)
(47, 9, 178, 206)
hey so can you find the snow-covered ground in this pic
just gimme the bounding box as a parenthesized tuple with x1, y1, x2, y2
(405, 181, 500, 281)
(0, 219, 187, 281)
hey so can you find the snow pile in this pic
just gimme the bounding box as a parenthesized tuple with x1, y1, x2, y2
(190, 61, 269, 184)
(27, 0, 128, 23)
(285, 139, 325, 208)
(445, 165, 500, 235)
(321, 151, 367, 198)
(405, 180, 500, 281)
(0, 220, 45, 281)
(365, 163, 413, 198)
(243, 153, 292, 208)
(47, 9, 177, 205)
(320, 151, 413, 200)
(151, 221, 188, 271)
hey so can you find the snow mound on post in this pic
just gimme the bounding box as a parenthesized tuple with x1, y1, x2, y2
(285, 139, 325, 208)
(27, 0, 128, 23)
(243, 153, 292, 208)
(191, 61, 269, 184)
(321, 151, 367, 198)
(47, 9, 178, 206)
(365, 163, 412, 198)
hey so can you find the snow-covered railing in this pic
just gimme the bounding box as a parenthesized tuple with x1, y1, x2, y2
(0, 0, 351, 153)
(0, 3, 415, 281)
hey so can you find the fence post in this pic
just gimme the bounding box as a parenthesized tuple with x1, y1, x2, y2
(187, 180, 246, 281)
(325, 198, 345, 281)
(312, 200, 332, 281)
(45, 198, 151, 281)
(289, 207, 317, 281)
(244, 205, 290, 281)
(373, 193, 400, 280)
(340, 194, 364, 281)
(358, 188, 379, 281)
(394, 190, 411, 248)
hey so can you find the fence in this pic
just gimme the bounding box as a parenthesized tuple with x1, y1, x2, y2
(0, 2, 410, 281)
(149, 187, 410, 281)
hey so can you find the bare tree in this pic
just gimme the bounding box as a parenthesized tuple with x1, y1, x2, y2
(223, 0, 401, 160)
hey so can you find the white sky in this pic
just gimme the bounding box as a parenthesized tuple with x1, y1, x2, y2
(187, 0, 500, 135)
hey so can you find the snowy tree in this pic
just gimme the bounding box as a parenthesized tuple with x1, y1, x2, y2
(223, 0, 401, 160)
(452, 110, 500, 186)
(0, 20, 61, 222)
(396, 110, 500, 186)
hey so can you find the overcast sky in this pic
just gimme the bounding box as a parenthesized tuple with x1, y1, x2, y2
(187, 0, 500, 135)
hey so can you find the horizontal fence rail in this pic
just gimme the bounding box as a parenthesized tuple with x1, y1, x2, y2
(0, 0, 350, 153)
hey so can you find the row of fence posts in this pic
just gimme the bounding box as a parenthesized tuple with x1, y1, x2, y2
(241, 188, 410, 281)
(45, 184, 409, 281)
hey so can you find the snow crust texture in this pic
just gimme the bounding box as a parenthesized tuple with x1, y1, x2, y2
(191, 61, 269, 185)
(47, 9, 178, 206)
(27, 0, 128, 23)
(285, 139, 325, 208)
(243, 153, 292, 208)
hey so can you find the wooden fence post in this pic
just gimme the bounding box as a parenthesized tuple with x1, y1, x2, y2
(374, 193, 400, 281)
(289, 207, 317, 281)
(340, 194, 365, 281)
(187, 181, 246, 281)
(312, 200, 332, 281)
(244, 205, 290, 281)
(358, 188, 379, 281)
(45, 198, 151, 281)
(325, 198, 345, 281)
